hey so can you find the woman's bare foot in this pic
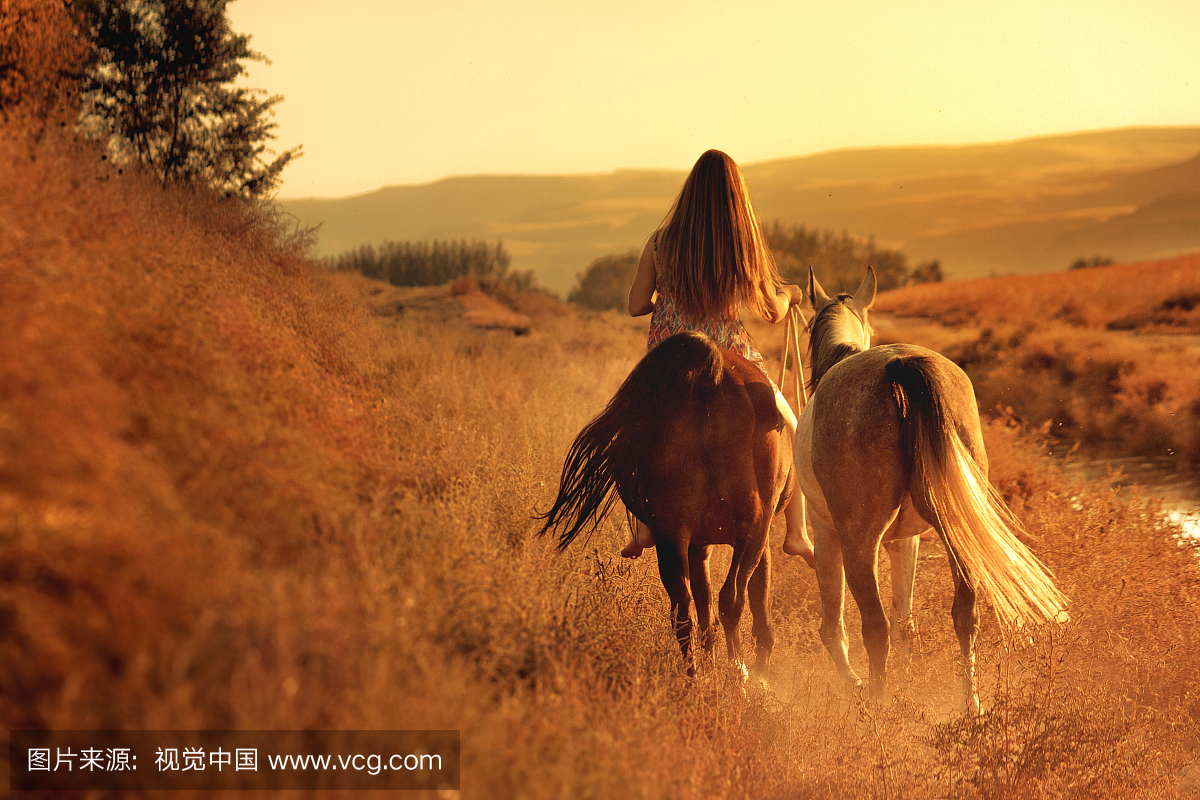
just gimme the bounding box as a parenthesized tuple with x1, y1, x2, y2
(782, 490, 815, 567)
(783, 533, 815, 568)
(621, 521, 655, 558)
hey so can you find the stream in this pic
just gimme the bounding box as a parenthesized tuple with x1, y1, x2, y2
(1056, 453, 1200, 540)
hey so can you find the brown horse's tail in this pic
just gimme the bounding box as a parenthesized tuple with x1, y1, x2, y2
(537, 332, 723, 550)
(888, 356, 1068, 627)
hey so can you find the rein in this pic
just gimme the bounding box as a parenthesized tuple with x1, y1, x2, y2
(778, 304, 810, 543)
(777, 305, 810, 416)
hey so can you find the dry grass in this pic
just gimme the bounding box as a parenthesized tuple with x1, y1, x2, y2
(3, 127, 1199, 798)
(872, 258, 1200, 466)
(876, 256, 1200, 332)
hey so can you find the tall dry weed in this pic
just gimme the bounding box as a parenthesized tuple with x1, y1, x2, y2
(0, 0, 87, 132)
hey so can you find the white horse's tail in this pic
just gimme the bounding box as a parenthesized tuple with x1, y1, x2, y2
(889, 357, 1068, 628)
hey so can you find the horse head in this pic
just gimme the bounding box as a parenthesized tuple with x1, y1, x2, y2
(805, 267, 877, 388)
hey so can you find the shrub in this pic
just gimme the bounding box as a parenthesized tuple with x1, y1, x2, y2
(331, 238, 513, 287)
(765, 221, 914, 292)
(1070, 255, 1115, 270)
(0, 0, 89, 131)
(568, 251, 639, 311)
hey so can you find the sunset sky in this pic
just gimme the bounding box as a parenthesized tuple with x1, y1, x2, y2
(226, 0, 1200, 200)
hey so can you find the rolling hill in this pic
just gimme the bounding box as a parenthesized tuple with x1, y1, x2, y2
(281, 127, 1200, 295)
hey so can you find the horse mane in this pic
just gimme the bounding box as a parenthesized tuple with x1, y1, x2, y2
(807, 296, 864, 392)
(537, 332, 724, 548)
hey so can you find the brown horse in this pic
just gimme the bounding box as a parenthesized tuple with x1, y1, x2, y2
(538, 332, 794, 680)
(795, 267, 1067, 711)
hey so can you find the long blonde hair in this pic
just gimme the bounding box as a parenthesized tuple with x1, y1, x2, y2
(656, 150, 780, 321)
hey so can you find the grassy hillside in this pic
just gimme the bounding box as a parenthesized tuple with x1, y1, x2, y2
(4, 129, 1200, 798)
(281, 127, 1200, 294)
(873, 255, 1200, 466)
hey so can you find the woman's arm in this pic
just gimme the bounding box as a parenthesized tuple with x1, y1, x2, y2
(627, 236, 658, 317)
(763, 283, 804, 323)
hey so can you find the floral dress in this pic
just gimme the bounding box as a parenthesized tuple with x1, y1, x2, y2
(646, 235, 771, 380)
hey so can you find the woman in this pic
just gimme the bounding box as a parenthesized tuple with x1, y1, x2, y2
(622, 149, 813, 566)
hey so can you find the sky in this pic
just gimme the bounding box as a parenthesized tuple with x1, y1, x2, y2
(225, 0, 1200, 200)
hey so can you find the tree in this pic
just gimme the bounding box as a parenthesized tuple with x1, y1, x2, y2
(764, 222, 916, 293)
(568, 251, 639, 311)
(74, 0, 298, 197)
(330, 239, 515, 288)
(1069, 256, 1114, 271)
(909, 259, 943, 284)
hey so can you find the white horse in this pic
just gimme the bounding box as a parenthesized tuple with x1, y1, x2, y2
(794, 267, 1067, 711)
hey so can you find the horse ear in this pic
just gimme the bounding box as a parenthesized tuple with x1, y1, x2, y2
(807, 266, 829, 308)
(853, 267, 878, 310)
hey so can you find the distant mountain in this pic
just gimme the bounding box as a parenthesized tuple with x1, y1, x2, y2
(281, 127, 1200, 295)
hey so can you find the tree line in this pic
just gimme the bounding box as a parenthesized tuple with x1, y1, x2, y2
(330, 240, 538, 290)
(568, 223, 943, 312)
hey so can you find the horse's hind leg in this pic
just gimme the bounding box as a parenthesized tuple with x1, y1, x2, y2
(913, 500, 981, 713)
(689, 543, 716, 656)
(812, 516, 860, 690)
(842, 536, 890, 700)
(718, 532, 768, 683)
(747, 548, 774, 682)
(655, 539, 697, 676)
(948, 551, 980, 713)
(883, 536, 919, 657)
(717, 540, 750, 681)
